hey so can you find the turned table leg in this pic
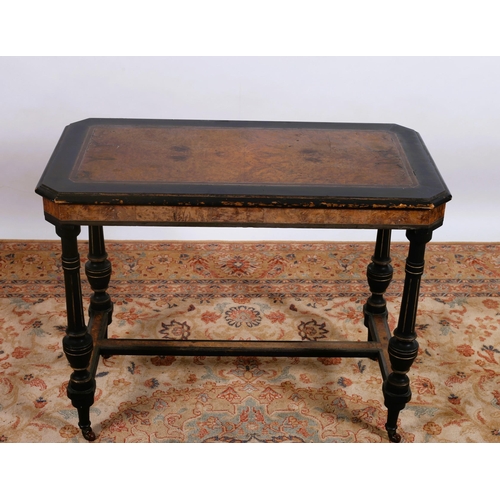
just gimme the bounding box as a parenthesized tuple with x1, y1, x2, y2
(383, 228, 433, 442)
(56, 224, 96, 442)
(85, 226, 113, 327)
(364, 229, 393, 331)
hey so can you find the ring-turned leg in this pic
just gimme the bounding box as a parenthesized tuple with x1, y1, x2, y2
(383, 228, 433, 442)
(56, 224, 96, 442)
(364, 229, 393, 333)
(85, 226, 113, 327)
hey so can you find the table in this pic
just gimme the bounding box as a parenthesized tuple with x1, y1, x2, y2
(35, 119, 451, 442)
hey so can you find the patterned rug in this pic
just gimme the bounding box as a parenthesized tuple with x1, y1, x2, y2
(1, 240, 499, 443)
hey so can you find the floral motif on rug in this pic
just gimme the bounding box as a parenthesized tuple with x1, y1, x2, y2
(96, 355, 394, 443)
(1, 240, 500, 442)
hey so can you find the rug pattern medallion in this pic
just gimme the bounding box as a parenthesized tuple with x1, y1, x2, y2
(1, 241, 499, 442)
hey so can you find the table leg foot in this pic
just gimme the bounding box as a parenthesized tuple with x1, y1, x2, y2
(386, 428, 402, 443)
(383, 375, 411, 442)
(81, 426, 97, 442)
(65, 358, 97, 441)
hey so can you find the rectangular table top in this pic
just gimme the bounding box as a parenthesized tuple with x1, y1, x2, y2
(36, 119, 451, 210)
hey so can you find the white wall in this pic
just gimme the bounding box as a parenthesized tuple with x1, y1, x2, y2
(1, 56, 499, 242)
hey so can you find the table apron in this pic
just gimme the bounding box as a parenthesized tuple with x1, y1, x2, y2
(43, 199, 446, 229)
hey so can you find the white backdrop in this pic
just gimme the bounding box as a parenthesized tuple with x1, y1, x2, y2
(2, 56, 499, 242)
